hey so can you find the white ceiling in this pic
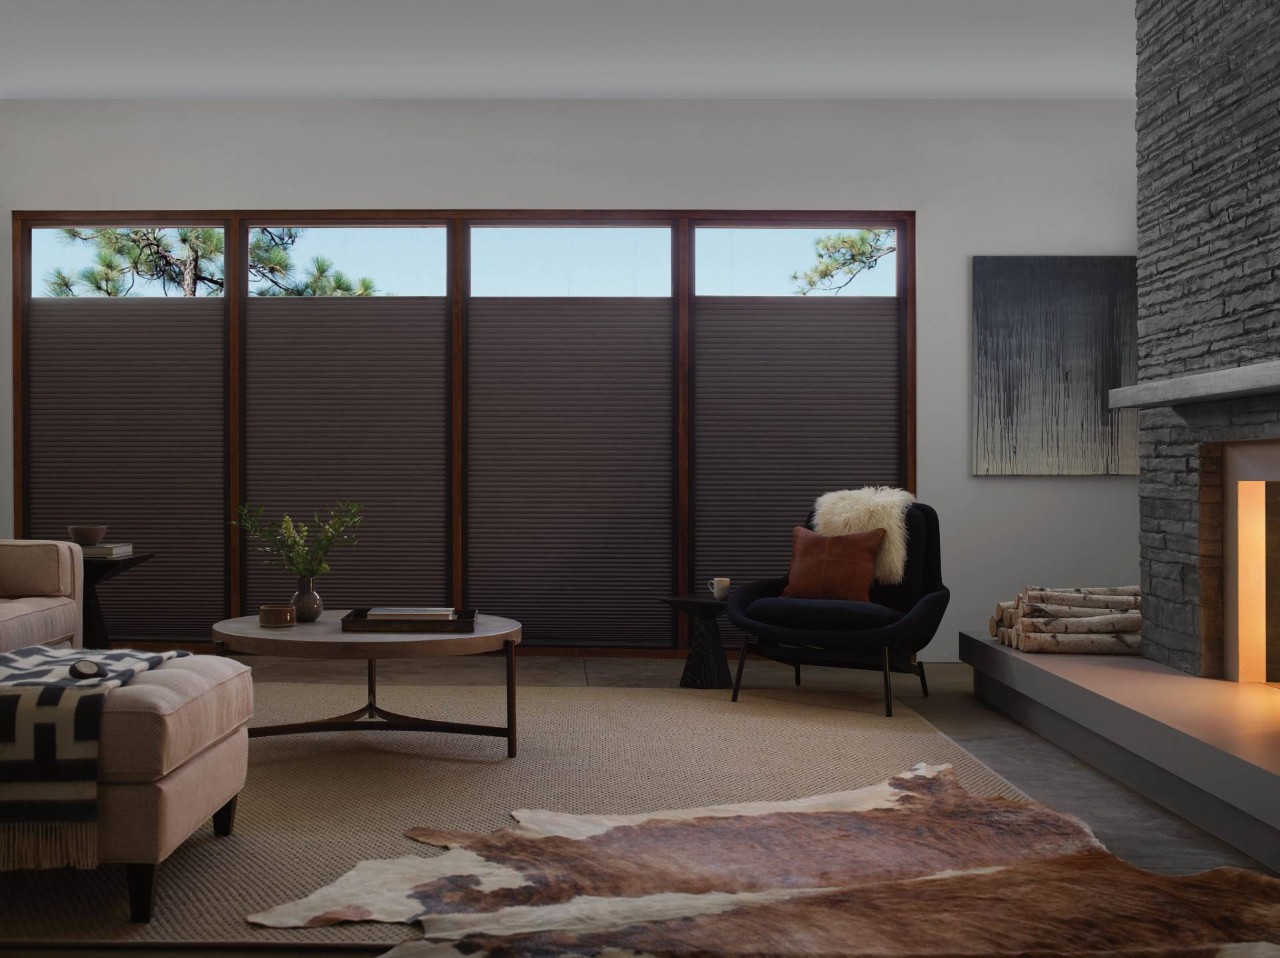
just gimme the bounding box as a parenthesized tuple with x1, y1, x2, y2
(0, 0, 1136, 100)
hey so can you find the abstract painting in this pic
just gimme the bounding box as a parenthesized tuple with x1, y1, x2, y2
(972, 256, 1138, 475)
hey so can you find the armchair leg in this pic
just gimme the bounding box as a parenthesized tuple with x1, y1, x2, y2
(916, 662, 929, 698)
(731, 639, 751, 702)
(126, 863, 157, 923)
(882, 647, 893, 717)
(794, 664, 801, 686)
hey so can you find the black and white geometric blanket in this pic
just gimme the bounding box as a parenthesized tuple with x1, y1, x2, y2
(0, 645, 186, 869)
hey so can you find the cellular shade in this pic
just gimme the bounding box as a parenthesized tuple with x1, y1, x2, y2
(693, 296, 903, 642)
(25, 298, 227, 640)
(467, 298, 674, 646)
(244, 298, 448, 609)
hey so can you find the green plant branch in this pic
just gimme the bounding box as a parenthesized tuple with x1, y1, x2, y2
(235, 501, 363, 579)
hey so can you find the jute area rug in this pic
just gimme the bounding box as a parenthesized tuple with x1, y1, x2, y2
(0, 682, 1021, 947)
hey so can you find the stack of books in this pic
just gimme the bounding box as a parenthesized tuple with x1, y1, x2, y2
(81, 542, 132, 559)
(366, 607, 457, 621)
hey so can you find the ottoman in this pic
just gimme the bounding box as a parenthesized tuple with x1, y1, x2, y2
(98, 655, 253, 921)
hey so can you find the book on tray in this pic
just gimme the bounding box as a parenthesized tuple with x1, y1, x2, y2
(366, 607, 457, 621)
(81, 543, 132, 558)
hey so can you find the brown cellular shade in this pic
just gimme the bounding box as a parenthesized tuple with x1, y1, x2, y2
(244, 298, 448, 610)
(25, 298, 227, 640)
(466, 298, 674, 647)
(694, 296, 902, 639)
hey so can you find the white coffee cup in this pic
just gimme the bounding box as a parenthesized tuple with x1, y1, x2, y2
(708, 577, 731, 600)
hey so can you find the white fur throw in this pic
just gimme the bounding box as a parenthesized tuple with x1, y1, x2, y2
(813, 487, 916, 585)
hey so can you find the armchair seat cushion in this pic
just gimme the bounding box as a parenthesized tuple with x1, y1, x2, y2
(746, 596, 903, 632)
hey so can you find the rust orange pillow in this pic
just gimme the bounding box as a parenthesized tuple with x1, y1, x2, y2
(782, 526, 886, 602)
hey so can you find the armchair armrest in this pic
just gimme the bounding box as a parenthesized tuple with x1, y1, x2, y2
(727, 576, 788, 631)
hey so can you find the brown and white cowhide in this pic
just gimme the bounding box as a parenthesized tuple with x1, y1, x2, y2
(249, 764, 1280, 956)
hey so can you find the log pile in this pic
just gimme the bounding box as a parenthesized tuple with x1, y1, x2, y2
(988, 586, 1142, 654)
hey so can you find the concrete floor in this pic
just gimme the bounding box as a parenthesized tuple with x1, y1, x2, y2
(36, 654, 1265, 958)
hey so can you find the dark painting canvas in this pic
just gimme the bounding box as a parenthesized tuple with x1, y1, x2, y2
(972, 256, 1138, 476)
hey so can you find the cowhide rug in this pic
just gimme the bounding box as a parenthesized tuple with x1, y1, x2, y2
(249, 764, 1280, 956)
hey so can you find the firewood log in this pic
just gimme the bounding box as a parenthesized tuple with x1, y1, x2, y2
(1018, 612, 1142, 634)
(1025, 585, 1140, 596)
(989, 615, 1000, 638)
(1022, 591, 1140, 611)
(1020, 602, 1131, 620)
(1013, 631, 1141, 654)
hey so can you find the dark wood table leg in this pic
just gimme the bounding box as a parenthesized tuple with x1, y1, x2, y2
(83, 582, 110, 650)
(505, 639, 517, 758)
(680, 614, 734, 689)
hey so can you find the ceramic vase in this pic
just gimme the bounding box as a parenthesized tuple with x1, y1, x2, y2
(291, 577, 323, 622)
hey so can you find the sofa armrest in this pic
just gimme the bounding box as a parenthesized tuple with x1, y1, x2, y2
(0, 539, 84, 647)
(66, 542, 84, 649)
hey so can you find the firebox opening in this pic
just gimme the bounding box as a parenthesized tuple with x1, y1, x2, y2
(1227, 475, 1280, 686)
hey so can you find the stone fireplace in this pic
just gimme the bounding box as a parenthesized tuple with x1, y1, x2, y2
(1124, 401, 1280, 679)
(1116, 0, 1280, 678)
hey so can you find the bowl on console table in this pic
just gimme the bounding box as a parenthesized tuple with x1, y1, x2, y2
(67, 524, 109, 546)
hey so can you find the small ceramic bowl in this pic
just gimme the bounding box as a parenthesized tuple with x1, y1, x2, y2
(259, 604, 297, 629)
(67, 525, 109, 546)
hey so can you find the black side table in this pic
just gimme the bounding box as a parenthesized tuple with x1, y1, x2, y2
(662, 595, 732, 689)
(82, 553, 155, 649)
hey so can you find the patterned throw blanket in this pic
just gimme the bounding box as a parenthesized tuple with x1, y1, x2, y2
(0, 646, 186, 870)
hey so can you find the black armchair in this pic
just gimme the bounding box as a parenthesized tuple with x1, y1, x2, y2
(726, 501, 948, 716)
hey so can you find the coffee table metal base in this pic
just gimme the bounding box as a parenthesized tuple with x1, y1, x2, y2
(227, 640, 518, 757)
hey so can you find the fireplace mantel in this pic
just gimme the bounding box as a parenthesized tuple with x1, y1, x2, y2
(1110, 360, 1280, 410)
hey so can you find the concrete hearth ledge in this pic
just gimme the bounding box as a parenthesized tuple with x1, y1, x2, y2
(960, 632, 1280, 871)
(1109, 359, 1280, 409)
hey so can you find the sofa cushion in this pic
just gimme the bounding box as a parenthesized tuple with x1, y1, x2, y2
(0, 540, 75, 599)
(747, 596, 903, 633)
(0, 596, 79, 652)
(99, 656, 254, 784)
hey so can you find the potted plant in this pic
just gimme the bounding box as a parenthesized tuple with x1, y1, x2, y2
(235, 501, 363, 621)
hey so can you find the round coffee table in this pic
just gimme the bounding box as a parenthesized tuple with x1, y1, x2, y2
(212, 612, 522, 756)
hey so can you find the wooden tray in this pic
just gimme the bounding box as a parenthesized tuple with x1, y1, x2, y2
(341, 608, 478, 633)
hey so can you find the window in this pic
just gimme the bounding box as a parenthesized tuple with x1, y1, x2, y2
(695, 227, 897, 296)
(32, 227, 226, 297)
(466, 226, 674, 644)
(25, 232, 227, 635)
(692, 224, 904, 647)
(243, 226, 449, 608)
(471, 227, 670, 296)
(248, 227, 446, 297)
(17, 211, 911, 650)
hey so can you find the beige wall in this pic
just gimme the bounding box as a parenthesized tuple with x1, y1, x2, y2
(0, 99, 1139, 659)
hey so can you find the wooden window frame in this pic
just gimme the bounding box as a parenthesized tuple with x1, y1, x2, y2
(12, 209, 916, 654)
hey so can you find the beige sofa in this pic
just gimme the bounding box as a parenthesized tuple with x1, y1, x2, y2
(0, 539, 84, 652)
(0, 540, 251, 921)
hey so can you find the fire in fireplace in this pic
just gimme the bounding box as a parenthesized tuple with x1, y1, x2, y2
(1224, 442, 1280, 685)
